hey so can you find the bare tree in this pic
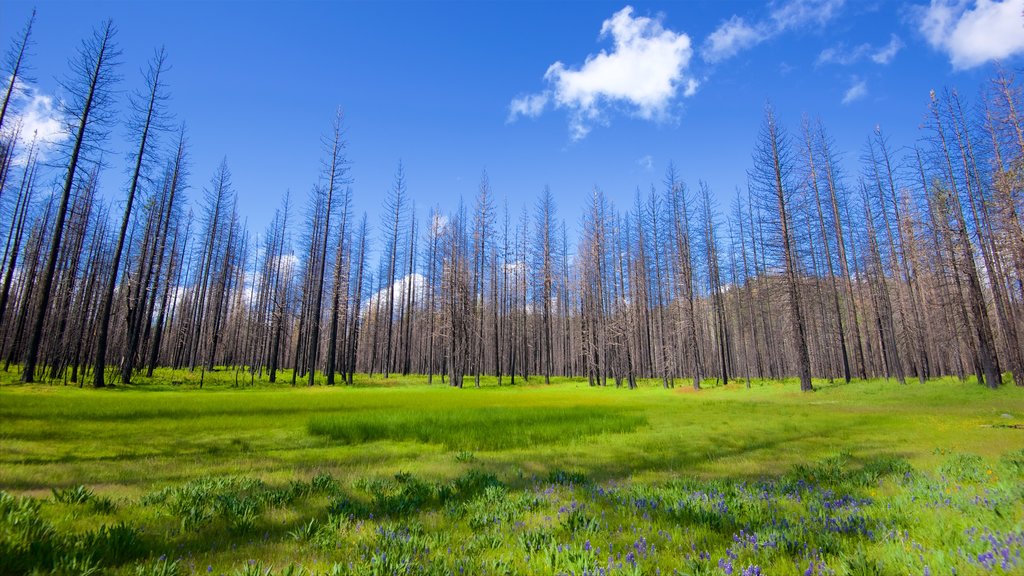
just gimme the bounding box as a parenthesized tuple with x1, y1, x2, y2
(750, 104, 813, 392)
(23, 21, 119, 383)
(308, 109, 349, 385)
(534, 187, 556, 384)
(95, 47, 169, 386)
(928, 89, 1002, 388)
(0, 9, 34, 137)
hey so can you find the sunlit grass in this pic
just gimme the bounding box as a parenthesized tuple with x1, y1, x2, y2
(1, 368, 1023, 573)
(308, 406, 645, 450)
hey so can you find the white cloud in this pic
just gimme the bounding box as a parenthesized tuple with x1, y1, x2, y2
(842, 78, 868, 104)
(429, 213, 449, 237)
(683, 78, 700, 97)
(365, 273, 427, 313)
(702, 16, 767, 63)
(871, 34, 904, 64)
(509, 6, 697, 140)
(637, 155, 654, 171)
(917, 0, 1024, 69)
(817, 43, 871, 65)
(3, 78, 69, 163)
(816, 34, 904, 66)
(507, 92, 550, 122)
(769, 0, 846, 29)
(703, 0, 846, 63)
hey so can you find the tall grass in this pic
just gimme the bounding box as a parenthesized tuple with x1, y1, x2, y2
(308, 406, 645, 450)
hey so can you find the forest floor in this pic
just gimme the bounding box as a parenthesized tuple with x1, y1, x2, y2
(1, 371, 1023, 575)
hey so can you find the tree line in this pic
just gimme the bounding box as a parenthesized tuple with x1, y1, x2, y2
(2, 14, 1023, 391)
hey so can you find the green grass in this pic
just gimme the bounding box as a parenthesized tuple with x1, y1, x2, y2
(308, 405, 646, 450)
(1, 369, 1023, 574)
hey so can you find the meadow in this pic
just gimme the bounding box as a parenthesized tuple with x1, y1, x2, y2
(1, 370, 1023, 575)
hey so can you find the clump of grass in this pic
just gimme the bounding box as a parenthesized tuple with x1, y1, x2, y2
(939, 452, 987, 483)
(232, 560, 274, 576)
(999, 448, 1024, 477)
(0, 490, 145, 575)
(459, 485, 539, 530)
(134, 557, 182, 576)
(51, 484, 93, 504)
(142, 476, 273, 534)
(81, 521, 144, 565)
(517, 527, 554, 553)
(288, 518, 318, 542)
(447, 469, 502, 499)
(547, 469, 590, 486)
(90, 494, 117, 513)
(0, 491, 62, 575)
(359, 472, 435, 517)
(310, 472, 337, 493)
(560, 506, 600, 535)
(308, 406, 644, 450)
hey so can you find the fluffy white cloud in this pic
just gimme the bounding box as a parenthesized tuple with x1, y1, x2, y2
(918, 0, 1024, 69)
(508, 6, 697, 140)
(365, 273, 428, 313)
(842, 78, 867, 104)
(3, 78, 68, 163)
(703, 0, 845, 63)
(871, 34, 904, 64)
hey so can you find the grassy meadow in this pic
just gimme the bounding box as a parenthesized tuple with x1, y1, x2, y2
(1, 370, 1023, 575)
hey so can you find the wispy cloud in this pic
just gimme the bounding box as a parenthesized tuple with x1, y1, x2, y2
(702, 0, 846, 63)
(769, 0, 846, 29)
(842, 77, 867, 104)
(637, 154, 654, 171)
(508, 6, 697, 140)
(702, 16, 767, 63)
(817, 33, 904, 66)
(871, 34, 904, 64)
(916, 0, 1024, 70)
(507, 93, 548, 122)
(817, 43, 871, 66)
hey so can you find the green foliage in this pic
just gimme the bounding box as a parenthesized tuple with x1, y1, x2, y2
(355, 472, 435, 517)
(517, 527, 554, 553)
(559, 506, 600, 534)
(547, 469, 590, 486)
(461, 484, 539, 530)
(310, 472, 336, 493)
(80, 522, 143, 565)
(939, 452, 987, 483)
(0, 490, 144, 575)
(51, 484, 93, 504)
(232, 560, 274, 576)
(1000, 448, 1024, 477)
(447, 469, 502, 500)
(90, 494, 117, 513)
(840, 546, 891, 576)
(134, 557, 182, 576)
(288, 518, 318, 542)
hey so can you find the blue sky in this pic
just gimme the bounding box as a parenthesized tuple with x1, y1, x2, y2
(2, 0, 1023, 237)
